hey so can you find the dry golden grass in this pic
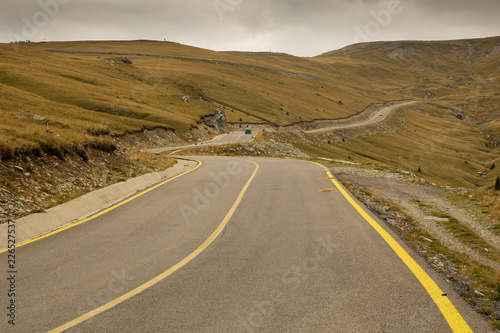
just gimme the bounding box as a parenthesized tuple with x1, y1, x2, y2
(471, 187, 500, 225)
(0, 40, 390, 159)
(130, 151, 176, 172)
(0, 37, 498, 193)
(293, 102, 499, 190)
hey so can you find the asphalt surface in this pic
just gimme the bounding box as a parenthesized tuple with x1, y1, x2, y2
(149, 101, 416, 154)
(304, 101, 417, 134)
(0, 156, 493, 332)
(149, 131, 254, 154)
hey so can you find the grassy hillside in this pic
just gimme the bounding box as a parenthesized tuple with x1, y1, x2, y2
(0, 38, 498, 191)
(0, 40, 385, 160)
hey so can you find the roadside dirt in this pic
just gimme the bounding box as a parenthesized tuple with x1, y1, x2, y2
(0, 147, 176, 223)
(113, 127, 183, 148)
(0, 128, 188, 223)
(178, 140, 309, 159)
(332, 166, 500, 271)
(328, 164, 500, 326)
(0, 125, 228, 223)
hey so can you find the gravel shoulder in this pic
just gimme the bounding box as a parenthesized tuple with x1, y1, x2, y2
(331, 166, 500, 271)
(328, 164, 500, 327)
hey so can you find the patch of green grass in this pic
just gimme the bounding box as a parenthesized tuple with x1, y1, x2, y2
(292, 141, 335, 159)
(407, 216, 500, 299)
(492, 224, 500, 237)
(3, 180, 15, 192)
(479, 303, 494, 316)
(431, 211, 500, 263)
(431, 211, 450, 219)
(410, 199, 433, 209)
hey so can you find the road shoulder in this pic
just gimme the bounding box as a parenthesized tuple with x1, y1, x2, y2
(0, 159, 198, 250)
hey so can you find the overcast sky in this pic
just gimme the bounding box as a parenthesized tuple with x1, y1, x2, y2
(1, 0, 499, 56)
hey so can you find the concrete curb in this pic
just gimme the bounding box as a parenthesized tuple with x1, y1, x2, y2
(0, 160, 198, 249)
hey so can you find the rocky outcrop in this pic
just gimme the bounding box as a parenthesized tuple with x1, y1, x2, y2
(210, 108, 227, 133)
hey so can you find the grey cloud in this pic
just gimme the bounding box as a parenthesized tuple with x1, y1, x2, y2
(1, 0, 498, 56)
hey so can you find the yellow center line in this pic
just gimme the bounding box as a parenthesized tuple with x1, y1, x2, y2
(47, 160, 259, 332)
(209, 133, 228, 144)
(1, 160, 203, 254)
(313, 162, 473, 333)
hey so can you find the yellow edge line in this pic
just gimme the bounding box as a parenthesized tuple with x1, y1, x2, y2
(210, 133, 228, 144)
(0, 160, 203, 254)
(167, 134, 228, 154)
(47, 161, 259, 333)
(313, 162, 473, 333)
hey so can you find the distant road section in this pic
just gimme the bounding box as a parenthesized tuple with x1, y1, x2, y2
(148, 131, 254, 153)
(305, 100, 417, 133)
(149, 101, 417, 152)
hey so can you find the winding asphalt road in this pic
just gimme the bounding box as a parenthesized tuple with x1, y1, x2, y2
(304, 101, 417, 134)
(149, 131, 255, 154)
(150, 100, 416, 154)
(0, 156, 493, 332)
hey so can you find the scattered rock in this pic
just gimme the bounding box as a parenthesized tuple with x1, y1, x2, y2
(199, 90, 206, 101)
(424, 216, 449, 222)
(420, 236, 434, 243)
(211, 108, 227, 133)
(0, 133, 179, 220)
(14, 114, 48, 121)
(121, 57, 132, 65)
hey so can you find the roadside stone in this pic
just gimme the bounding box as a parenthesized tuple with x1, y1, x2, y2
(420, 236, 434, 243)
(211, 108, 227, 133)
(424, 216, 449, 222)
